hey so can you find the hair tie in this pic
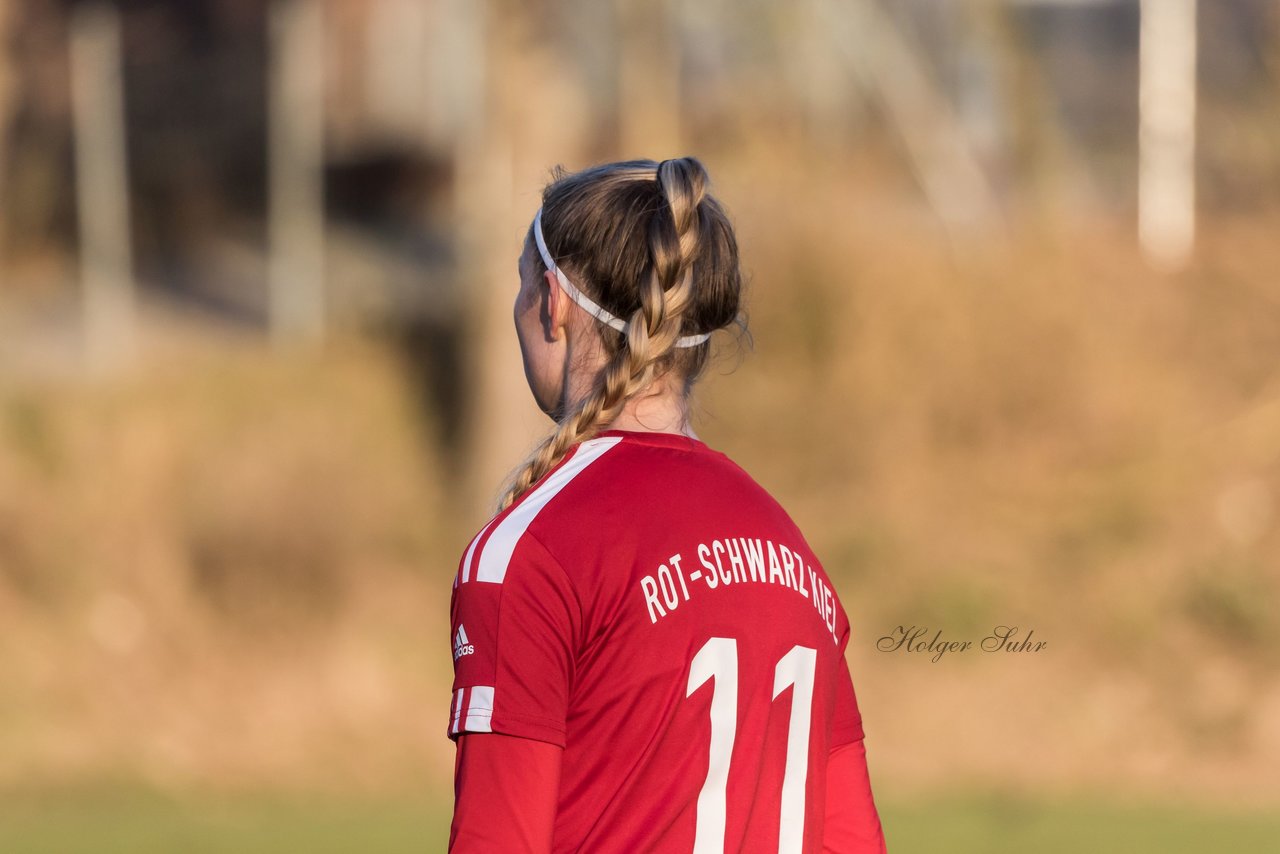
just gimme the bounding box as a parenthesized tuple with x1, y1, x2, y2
(533, 207, 710, 348)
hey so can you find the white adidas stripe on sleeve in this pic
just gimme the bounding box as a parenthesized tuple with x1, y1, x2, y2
(473, 437, 622, 584)
(463, 685, 494, 732)
(460, 517, 498, 584)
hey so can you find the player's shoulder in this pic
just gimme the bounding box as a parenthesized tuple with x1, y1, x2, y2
(453, 429, 800, 584)
(451, 434, 630, 587)
(530, 429, 766, 519)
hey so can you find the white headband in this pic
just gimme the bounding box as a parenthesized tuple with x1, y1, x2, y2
(532, 207, 711, 348)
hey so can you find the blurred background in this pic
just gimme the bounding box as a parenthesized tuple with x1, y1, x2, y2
(2, 0, 1280, 851)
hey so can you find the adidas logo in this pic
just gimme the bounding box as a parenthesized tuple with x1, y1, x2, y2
(453, 624, 475, 661)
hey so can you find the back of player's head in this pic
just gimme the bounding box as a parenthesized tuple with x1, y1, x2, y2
(497, 156, 747, 511)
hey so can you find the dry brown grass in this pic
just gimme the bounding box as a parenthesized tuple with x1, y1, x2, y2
(0, 338, 456, 795)
(1, 149, 1278, 804)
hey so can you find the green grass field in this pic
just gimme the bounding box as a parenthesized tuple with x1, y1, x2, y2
(1, 789, 1277, 853)
(0, 788, 451, 854)
(881, 793, 1280, 854)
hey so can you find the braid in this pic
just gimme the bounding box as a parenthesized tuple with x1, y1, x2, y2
(496, 157, 725, 513)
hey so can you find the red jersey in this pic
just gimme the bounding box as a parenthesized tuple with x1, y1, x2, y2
(447, 429, 867, 852)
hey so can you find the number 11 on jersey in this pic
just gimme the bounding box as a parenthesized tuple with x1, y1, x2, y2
(686, 637, 818, 854)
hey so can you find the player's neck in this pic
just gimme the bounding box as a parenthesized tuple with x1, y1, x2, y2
(602, 382, 698, 440)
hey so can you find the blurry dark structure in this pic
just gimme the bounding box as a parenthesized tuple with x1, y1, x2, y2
(1, 0, 1279, 482)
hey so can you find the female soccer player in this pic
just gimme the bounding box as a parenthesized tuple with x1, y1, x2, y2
(447, 157, 886, 852)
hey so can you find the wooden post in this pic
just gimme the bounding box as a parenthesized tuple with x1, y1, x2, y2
(69, 1, 134, 371)
(0, 0, 15, 237)
(442, 0, 526, 515)
(795, 0, 857, 149)
(967, 0, 1102, 219)
(365, 0, 431, 138)
(423, 0, 468, 154)
(268, 0, 326, 345)
(616, 0, 682, 156)
(818, 0, 999, 231)
(1139, 0, 1197, 270)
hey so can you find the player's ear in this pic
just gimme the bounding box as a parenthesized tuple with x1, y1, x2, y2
(543, 268, 570, 342)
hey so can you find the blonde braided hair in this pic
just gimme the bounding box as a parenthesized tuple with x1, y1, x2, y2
(496, 157, 745, 512)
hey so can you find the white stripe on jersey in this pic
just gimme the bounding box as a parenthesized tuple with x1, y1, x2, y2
(460, 517, 498, 584)
(451, 688, 463, 733)
(464, 685, 494, 732)
(473, 436, 622, 584)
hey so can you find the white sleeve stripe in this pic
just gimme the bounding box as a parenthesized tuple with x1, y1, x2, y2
(474, 437, 622, 584)
(463, 717, 491, 737)
(462, 685, 494, 733)
(450, 688, 464, 734)
(460, 517, 498, 584)
(464, 710, 493, 732)
(468, 685, 494, 711)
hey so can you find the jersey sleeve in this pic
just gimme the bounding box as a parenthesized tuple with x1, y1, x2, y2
(450, 733, 562, 852)
(830, 619, 866, 748)
(823, 739, 887, 853)
(447, 531, 579, 748)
